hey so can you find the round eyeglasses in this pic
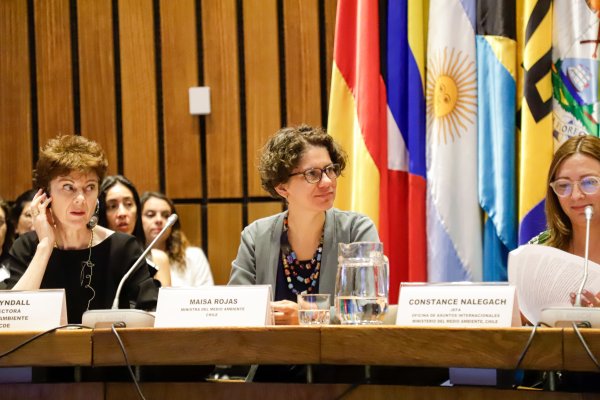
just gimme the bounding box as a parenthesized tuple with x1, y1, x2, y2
(289, 163, 341, 184)
(549, 176, 600, 197)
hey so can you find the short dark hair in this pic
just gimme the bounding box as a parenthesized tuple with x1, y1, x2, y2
(98, 175, 145, 244)
(34, 135, 108, 192)
(10, 188, 36, 228)
(259, 125, 347, 199)
(0, 198, 14, 257)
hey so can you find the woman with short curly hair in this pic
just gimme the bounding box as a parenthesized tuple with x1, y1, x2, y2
(6, 135, 159, 322)
(229, 125, 379, 325)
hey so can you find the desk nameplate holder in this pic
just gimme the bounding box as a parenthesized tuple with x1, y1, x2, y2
(154, 285, 273, 328)
(397, 282, 520, 387)
(396, 282, 520, 327)
(0, 289, 67, 331)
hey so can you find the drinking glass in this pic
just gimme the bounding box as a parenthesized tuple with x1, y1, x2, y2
(297, 293, 331, 325)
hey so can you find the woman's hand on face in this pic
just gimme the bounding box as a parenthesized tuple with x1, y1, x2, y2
(570, 290, 600, 307)
(30, 189, 55, 245)
(271, 300, 299, 325)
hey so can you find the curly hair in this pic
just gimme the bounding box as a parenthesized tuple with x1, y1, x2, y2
(259, 125, 347, 199)
(34, 135, 108, 192)
(545, 135, 600, 250)
(140, 191, 189, 270)
(98, 175, 145, 245)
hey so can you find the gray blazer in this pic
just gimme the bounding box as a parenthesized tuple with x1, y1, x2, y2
(228, 208, 379, 298)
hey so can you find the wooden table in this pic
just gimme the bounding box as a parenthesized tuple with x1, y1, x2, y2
(92, 326, 320, 366)
(1, 326, 599, 400)
(320, 326, 562, 370)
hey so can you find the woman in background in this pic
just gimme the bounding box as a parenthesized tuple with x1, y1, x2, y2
(98, 175, 171, 286)
(5, 135, 159, 323)
(11, 189, 36, 237)
(0, 198, 14, 288)
(228, 125, 379, 325)
(140, 191, 213, 287)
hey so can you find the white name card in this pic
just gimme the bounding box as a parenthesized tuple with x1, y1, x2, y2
(154, 285, 273, 328)
(396, 283, 520, 327)
(0, 289, 67, 331)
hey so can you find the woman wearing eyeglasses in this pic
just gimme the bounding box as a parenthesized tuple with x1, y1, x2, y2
(229, 125, 379, 325)
(530, 135, 600, 306)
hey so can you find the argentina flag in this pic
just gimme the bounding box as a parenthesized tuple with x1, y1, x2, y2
(426, 0, 482, 282)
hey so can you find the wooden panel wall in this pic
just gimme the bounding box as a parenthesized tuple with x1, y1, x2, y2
(119, 0, 160, 192)
(0, 0, 338, 285)
(244, 0, 281, 197)
(34, 0, 74, 144)
(77, 0, 118, 175)
(0, 0, 32, 197)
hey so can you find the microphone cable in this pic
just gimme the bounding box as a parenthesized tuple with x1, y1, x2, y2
(0, 324, 92, 360)
(571, 321, 600, 370)
(512, 322, 549, 389)
(0, 323, 146, 400)
(110, 322, 146, 400)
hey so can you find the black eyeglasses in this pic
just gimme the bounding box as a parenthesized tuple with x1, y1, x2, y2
(289, 164, 341, 184)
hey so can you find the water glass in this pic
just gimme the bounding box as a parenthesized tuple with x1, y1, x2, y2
(297, 294, 331, 325)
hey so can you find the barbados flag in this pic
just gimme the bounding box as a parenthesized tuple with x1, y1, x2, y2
(518, 0, 553, 244)
(426, 0, 482, 282)
(328, 0, 428, 303)
(476, 0, 518, 281)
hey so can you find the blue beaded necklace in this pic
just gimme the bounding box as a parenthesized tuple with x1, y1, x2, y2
(280, 215, 323, 295)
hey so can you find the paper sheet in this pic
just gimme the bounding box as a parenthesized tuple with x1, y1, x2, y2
(507, 244, 600, 324)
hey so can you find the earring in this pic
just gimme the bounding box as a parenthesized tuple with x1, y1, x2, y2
(87, 199, 100, 229)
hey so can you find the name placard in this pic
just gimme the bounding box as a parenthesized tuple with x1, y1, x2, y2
(0, 289, 67, 331)
(154, 285, 273, 328)
(396, 283, 520, 327)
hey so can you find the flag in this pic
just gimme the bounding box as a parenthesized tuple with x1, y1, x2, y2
(385, 0, 429, 296)
(327, 0, 391, 289)
(552, 0, 600, 141)
(404, 0, 428, 282)
(518, 0, 553, 244)
(330, 0, 432, 303)
(476, 0, 518, 281)
(426, 0, 482, 281)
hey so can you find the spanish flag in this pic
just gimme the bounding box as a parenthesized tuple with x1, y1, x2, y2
(328, 0, 428, 303)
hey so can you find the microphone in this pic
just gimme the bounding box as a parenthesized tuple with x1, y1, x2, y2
(541, 205, 600, 327)
(81, 214, 178, 328)
(575, 205, 594, 307)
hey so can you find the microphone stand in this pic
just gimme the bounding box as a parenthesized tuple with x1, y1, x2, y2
(541, 206, 600, 327)
(575, 206, 593, 307)
(81, 214, 179, 328)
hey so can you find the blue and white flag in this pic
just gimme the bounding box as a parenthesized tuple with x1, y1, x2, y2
(426, 0, 482, 281)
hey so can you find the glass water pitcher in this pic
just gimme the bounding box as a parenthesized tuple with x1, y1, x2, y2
(335, 242, 389, 324)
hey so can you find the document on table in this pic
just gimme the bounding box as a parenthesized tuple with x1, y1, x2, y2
(508, 244, 600, 324)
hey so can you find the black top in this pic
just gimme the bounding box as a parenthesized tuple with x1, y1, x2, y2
(4, 231, 159, 323)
